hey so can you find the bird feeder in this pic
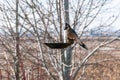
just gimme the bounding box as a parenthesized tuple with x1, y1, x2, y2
(44, 39, 74, 49)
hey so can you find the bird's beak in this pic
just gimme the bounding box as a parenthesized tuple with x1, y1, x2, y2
(64, 23, 68, 30)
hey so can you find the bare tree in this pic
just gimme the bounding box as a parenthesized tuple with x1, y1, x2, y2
(14, 0, 20, 79)
(0, 0, 119, 80)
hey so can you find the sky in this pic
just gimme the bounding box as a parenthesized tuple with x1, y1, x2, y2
(91, 0, 120, 30)
(111, 0, 120, 30)
(0, 0, 120, 31)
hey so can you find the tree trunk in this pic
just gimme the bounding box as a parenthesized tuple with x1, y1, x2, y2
(64, 0, 71, 80)
(15, 0, 20, 80)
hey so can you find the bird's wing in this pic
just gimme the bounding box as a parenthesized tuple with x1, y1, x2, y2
(71, 29, 78, 37)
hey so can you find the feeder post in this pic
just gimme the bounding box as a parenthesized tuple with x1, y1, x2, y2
(63, 0, 72, 80)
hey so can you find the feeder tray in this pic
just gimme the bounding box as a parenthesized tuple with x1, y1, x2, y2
(44, 43, 72, 49)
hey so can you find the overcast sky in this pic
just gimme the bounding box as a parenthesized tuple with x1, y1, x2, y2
(111, 0, 120, 30)
(0, 0, 120, 31)
(91, 0, 120, 30)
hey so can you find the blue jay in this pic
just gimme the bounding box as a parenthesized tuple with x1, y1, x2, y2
(64, 23, 88, 50)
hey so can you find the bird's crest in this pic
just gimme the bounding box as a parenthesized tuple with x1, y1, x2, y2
(64, 23, 71, 30)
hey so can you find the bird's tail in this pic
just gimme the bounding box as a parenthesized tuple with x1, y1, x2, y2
(77, 39, 88, 50)
(79, 42, 88, 50)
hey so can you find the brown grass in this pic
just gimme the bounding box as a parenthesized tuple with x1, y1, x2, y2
(83, 54, 120, 80)
(74, 39, 120, 80)
(0, 37, 119, 80)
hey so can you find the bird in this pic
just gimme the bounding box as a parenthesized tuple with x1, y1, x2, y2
(64, 23, 88, 50)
